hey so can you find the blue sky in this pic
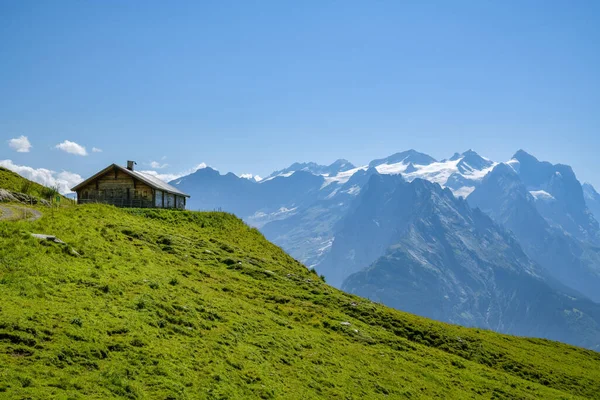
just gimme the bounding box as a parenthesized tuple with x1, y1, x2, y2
(1, 1, 599, 191)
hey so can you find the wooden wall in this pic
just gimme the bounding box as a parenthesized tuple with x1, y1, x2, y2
(76, 167, 186, 209)
(77, 168, 153, 208)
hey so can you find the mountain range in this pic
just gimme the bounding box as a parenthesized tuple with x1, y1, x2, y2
(172, 149, 600, 349)
(340, 175, 600, 348)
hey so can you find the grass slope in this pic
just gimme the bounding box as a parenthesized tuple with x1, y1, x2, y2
(1, 204, 599, 399)
(0, 167, 56, 199)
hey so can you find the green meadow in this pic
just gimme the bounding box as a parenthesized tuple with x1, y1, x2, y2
(0, 171, 599, 399)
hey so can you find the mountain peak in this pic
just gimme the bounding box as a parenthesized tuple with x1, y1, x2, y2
(476, 163, 523, 192)
(266, 159, 356, 179)
(329, 158, 354, 168)
(186, 166, 221, 179)
(449, 152, 462, 161)
(325, 159, 356, 175)
(512, 149, 538, 163)
(368, 150, 437, 168)
(490, 162, 520, 177)
(265, 162, 325, 179)
(456, 150, 494, 173)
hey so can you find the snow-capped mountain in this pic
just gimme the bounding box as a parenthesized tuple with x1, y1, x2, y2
(175, 149, 597, 270)
(337, 174, 600, 349)
(367, 149, 437, 168)
(506, 150, 599, 243)
(256, 149, 499, 266)
(171, 149, 600, 348)
(264, 159, 356, 181)
(469, 163, 600, 302)
(282, 149, 497, 199)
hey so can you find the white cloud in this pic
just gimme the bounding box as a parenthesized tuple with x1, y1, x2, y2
(55, 140, 88, 156)
(56, 170, 83, 185)
(0, 159, 83, 194)
(150, 161, 169, 169)
(139, 170, 181, 183)
(8, 135, 32, 153)
(92, 147, 103, 153)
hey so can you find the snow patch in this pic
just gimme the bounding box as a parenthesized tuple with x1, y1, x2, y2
(453, 186, 476, 198)
(246, 206, 298, 228)
(375, 162, 409, 175)
(261, 171, 294, 182)
(239, 173, 262, 182)
(403, 159, 462, 185)
(530, 190, 555, 201)
(506, 159, 520, 173)
(317, 239, 334, 256)
(321, 166, 368, 188)
(377, 158, 496, 188)
(343, 185, 361, 195)
(325, 188, 339, 199)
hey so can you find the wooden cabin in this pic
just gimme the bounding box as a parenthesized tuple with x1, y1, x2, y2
(71, 161, 190, 209)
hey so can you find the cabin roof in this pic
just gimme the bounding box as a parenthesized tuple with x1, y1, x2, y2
(71, 164, 190, 197)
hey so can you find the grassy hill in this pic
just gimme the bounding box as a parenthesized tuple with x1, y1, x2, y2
(0, 166, 57, 200)
(0, 173, 599, 399)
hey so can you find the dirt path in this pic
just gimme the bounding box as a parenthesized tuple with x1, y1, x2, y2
(0, 205, 42, 222)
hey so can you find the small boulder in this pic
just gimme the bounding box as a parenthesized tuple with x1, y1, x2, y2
(31, 233, 65, 244)
(0, 189, 17, 203)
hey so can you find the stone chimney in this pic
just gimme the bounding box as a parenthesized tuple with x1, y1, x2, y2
(127, 161, 136, 171)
